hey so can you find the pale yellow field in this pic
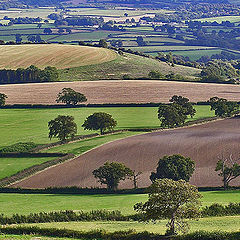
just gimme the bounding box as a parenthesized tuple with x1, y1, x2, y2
(0, 44, 117, 69)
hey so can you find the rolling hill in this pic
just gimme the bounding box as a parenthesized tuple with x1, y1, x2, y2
(12, 117, 240, 189)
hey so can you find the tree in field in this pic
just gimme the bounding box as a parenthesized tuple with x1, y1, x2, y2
(99, 39, 108, 48)
(56, 88, 87, 105)
(43, 28, 52, 34)
(131, 170, 142, 189)
(48, 115, 77, 142)
(215, 154, 240, 190)
(150, 154, 195, 182)
(158, 104, 186, 128)
(92, 162, 133, 190)
(148, 70, 162, 79)
(134, 179, 202, 235)
(15, 34, 22, 44)
(82, 112, 117, 135)
(170, 95, 196, 118)
(0, 93, 7, 106)
(158, 95, 196, 128)
(208, 96, 239, 117)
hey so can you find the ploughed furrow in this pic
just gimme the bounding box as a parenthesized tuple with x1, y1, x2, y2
(12, 118, 240, 189)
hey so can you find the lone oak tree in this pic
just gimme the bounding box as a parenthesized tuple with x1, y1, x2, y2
(150, 154, 195, 182)
(92, 162, 133, 190)
(215, 154, 240, 190)
(134, 179, 202, 235)
(48, 115, 77, 142)
(56, 88, 87, 105)
(82, 112, 117, 135)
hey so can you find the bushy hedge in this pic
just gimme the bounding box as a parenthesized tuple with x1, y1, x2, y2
(0, 210, 128, 225)
(0, 227, 240, 240)
(0, 142, 38, 153)
(202, 203, 240, 217)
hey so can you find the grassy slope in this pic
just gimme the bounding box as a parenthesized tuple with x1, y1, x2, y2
(0, 191, 239, 216)
(59, 52, 201, 81)
(0, 106, 213, 147)
(0, 235, 82, 240)
(25, 216, 240, 233)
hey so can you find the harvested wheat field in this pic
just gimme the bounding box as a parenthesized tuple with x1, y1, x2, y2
(1, 80, 240, 105)
(0, 44, 116, 69)
(12, 117, 240, 189)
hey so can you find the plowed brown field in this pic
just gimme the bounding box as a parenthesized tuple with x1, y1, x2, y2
(12, 117, 240, 189)
(1, 80, 240, 105)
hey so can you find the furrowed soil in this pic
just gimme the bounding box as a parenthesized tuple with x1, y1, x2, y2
(12, 117, 240, 189)
(1, 80, 240, 105)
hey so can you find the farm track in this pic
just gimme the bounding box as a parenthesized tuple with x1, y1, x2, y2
(12, 117, 240, 189)
(1, 80, 240, 105)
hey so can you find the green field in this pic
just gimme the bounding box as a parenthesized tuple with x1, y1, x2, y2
(0, 191, 239, 216)
(0, 132, 142, 180)
(0, 106, 213, 147)
(0, 156, 55, 180)
(195, 15, 240, 23)
(0, 235, 81, 240)
(25, 216, 240, 233)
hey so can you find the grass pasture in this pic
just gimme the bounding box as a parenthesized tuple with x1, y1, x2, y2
(0, 44, 117, 69)
(0, 156, 55, 180)
(24, 216, 240, 233)
(0, 191, 239, 216)
(195, 15, 240, 23)
(0, 106, 213, 147)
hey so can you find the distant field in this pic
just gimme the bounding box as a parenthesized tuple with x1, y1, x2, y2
(1, 80, 240, 106)
(196, 15, 240, 23)
(130, 46, 215, 52)
(0, 191, 239, 216)
(25, 216, 240, 233)
(0, 106, 212, 147)
(0, 44, 117, 69)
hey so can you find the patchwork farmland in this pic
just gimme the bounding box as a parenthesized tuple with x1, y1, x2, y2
(12, 117, 240, 189)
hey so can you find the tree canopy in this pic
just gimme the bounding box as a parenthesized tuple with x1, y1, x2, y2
(150, 154, 195, 182)
(208, 96, 239, 117)
(56, 88, 87, 105)
(158, 95, 195, 128)
(134, 179, 202, 235)
(48, 115, 77, 142)
(82, 112, 117, 135)
(92, 162, 133, 190)
(0, 93, 7, 106)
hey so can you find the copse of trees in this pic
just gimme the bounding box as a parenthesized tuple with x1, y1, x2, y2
(82, 112, 117, 135)
(158, 95, 195, 128)
(134, 179, 202, 235)
(208, 96, 239, 117)
(150, 154, 195, 182)
(0, 93, 7, 106)
(92, 162, 133, 190)
(0, 65, 59, 84)
(48, 115, 77, 142)
(56, 88, 87, 105)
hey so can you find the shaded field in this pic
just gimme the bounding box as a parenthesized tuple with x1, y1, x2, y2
(0, 235, 82, 240)
(0, 44, 116, 69)
(13, 118, 240, 188)
(25, 216, 240, 233)
(0, 156, 55, 180)
(1, 80, 240, 105)
(0, 191, 239, 216)
(0, 106, 212, 147)
(0, 132, 143, 180)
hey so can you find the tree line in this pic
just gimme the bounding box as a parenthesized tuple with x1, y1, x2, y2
(0, 65, 58, 84)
